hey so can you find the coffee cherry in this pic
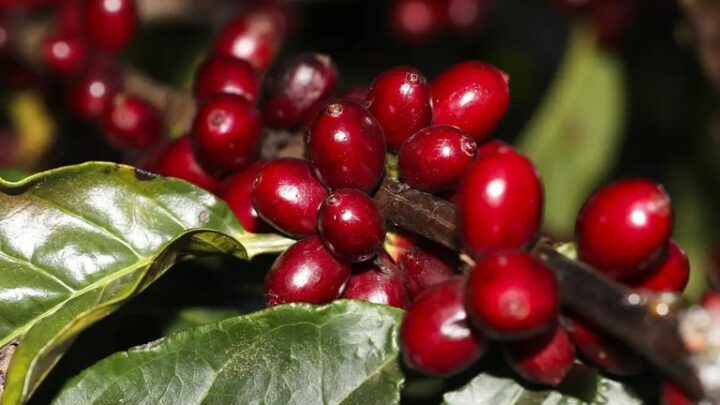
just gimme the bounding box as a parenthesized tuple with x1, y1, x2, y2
(431, 61, 509, 141)
(628, 241, 689, 293)
(68, 67, 119, 119)
(565, 316, 643, 376)
(317, 189, 385, 263)
(401, 277, 485, 376)
(589, 0, 633, 48)
(389, 0, 446, 41)
(504, 326, 575, 386)
(306, 100, 386, 193)
(158, 137, 222, 193)
(465, 251, 558, 339)
(84, 0, 137, 52)
(252, 158, 328, 237)
(458, 145, 543, 256)
(342, 262, 408, 308)
(366, 66, 432, 151)
(103, 94, 163, 150)
(265, 237, 350, 306)
(263, 53, 338, 130)
(213, 6, 285, 73)
(398, 125, 477, 194)
(576, 178, 672, 280)
(220, 161, 270, 233)
(191, 93, 262, 174)
(194, 55, 259, 102)
(398, 245, 457, 299)
(41, 32, 87, 74)
(444, 0, 490, 35)
(661, 381, 694, 405)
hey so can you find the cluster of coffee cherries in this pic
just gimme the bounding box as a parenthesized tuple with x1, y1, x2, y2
(389, 0, 491, 41)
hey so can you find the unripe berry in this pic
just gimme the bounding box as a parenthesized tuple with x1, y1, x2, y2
(317, 189, 385, 263)
(504, 326, 575, 386)
(458, 144, 543, 256)
(265, 237, 350, 306)
(84, 0, 137, 52)
(252, 158, 328, 237)
(576, 178, 672, 280)
(628, 241, 689, 293)
(401, 277, 485, 376)
(565, 316, 643, 376)
(342, 262, 408, 308)
(191, 93, 262, 174)
(306, 100, 386, 193)
(263, 53, 338, 129)
(366, 66, 432, 151)
(431, 61, 509, 141)
(194, 55, 259, 102)
(465, 251, 558, 339)
(220, 161, 270, 233)
(398, 245, 457, 299)
(398, 125, 477, 194)
(158, 137, 222, 194)
(102, 94, 163, 150)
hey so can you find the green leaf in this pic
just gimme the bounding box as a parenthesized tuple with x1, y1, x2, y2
(54, 300, 404, 405)
(516, 23, 626, 237)
(442, 372, 642, 405)
(0, 162, 295, 404)
(163, 307, 244, 335)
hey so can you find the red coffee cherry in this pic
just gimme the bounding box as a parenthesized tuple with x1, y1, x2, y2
(628, 241, 690, 293)
(220, 161, 270, 233)
(565, 316, 643, 376)
(84, 0, 137, 52)
(263, 53, 338, 129)
(317, 189, 385, 263)
(589, 0, 634, 48)
(366, 65, 432, 151)
(465, 251, 558, 339)
(67, 67, 120, 119)
(213, 6, 285, 73)
(504, 326, 575, 386)
(444, 0, 490, 35)
(576, 178, 672, 280)
(401, 277, 485, 376)
(194, 55, 259, 102)
(191, 93, 262, 174)
(661, 381, 694, 405)
(103, 94, 163, 150)
(265, 237, 350, 306)
(431, 61, 509, 141)
(398, 125, 477, 194)
(158, 136, 222, 194)
(342, 262, 408, 308)
(252, 158, 328, 237)
(389, 0, 446, 41)
(398, 245, 457, 299)
(458, 144, 543, 256)
(41, 32, 87, 74)
(306, 100, 386, 193)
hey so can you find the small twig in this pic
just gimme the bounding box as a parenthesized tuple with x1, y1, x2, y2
(0, 341, 18, 398)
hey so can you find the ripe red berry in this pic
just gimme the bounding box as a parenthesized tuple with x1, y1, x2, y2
(84, 0, 137, 52)
(504, 326, 575, 386)
(366, 66, 432, 151)
(661, 381, 694, 405)
(576, 178, 672, 280)
(252, 158, 328, 237)
(398, 245, 457, 299)
(465, 251, 558, 339)
(565, 316, 643, 376)
(431, 61, 509, 141)
(265, 237, 350, 306)
(389, 0, 446, 41)
(103, 94, 163, 150)
(317, 189, 385, 263)
(41, 32, 87, 74)
(628, 241, 690, 293)
(220, 161, 270, 233)
(194, 55, 259, 102)
(458, 145, 543, 256)
(158, 136, 222, 193)
(67, 67, 119, 119)
(213, 7, 285, 73)
(342, 262, 408, 308)
(191, 93, 262, 174)
(401, 277, 485, 376)
(263, 53, 338, 130)
(306, 100, 386, 193)
(589, 0, 633, 48)
(398, 125, 477, 194)
(444, 0, 490, 35)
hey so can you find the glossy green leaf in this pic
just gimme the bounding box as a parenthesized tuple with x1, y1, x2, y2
(516, 23, 626, 237)
(442, 373, 641, 405)
(54, 300, 404, 405)
(0, 162, 294, 404)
